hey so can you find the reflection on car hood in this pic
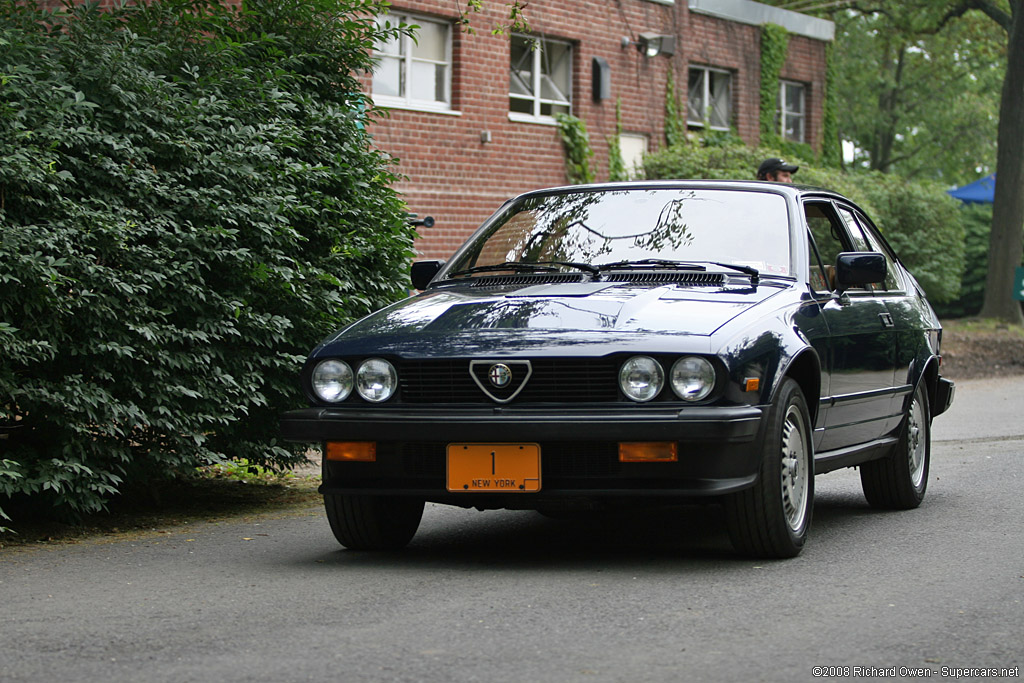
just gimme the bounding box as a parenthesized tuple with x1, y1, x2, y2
(316, 282, 789, 357)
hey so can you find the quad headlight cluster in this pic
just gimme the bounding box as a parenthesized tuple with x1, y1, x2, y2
(311, 355, 716, 405)
(312, 358, 397, 404)
(618, 355, 717, 403)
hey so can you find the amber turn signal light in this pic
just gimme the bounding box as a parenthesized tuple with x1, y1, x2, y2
(618, 442, 678, 462)
(326, 441, 377, 462)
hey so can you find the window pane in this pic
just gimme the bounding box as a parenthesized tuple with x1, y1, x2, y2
(541, 102, 570, 117)
(709, 71, 731, 128)
(510, 97, 533, 114)
(785, 116, 804, 142)
(510, 38, 534, 96)
(543, 41, 571, 100)
(410, 60, 442, 102)
(373, 56, 402, 97)
(540, 74, 569, 103)
(412, 20, 446, 62)
(375, 15, 402, 57)
(687, 69, 706, 123)
(785, 83, 804, 114)
(805, 202, 846, 268)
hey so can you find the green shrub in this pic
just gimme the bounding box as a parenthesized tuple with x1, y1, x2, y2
(0, 0, 415, 524)
(554, 113, 595, 184)
(642, 138, 965, 302)
(932, 205, 998, 318)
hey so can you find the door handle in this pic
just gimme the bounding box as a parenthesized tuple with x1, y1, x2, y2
(879, 312, 895, 328)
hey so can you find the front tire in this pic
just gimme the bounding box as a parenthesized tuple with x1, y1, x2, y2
(860, 382, 930, 509)
(724, 378, 814, 559)
(324, 494, 424, 550)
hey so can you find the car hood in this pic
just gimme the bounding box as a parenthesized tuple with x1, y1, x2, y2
(314, 281, 791, 358)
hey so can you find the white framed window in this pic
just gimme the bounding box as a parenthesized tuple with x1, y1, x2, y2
(779, 80, 806, 142)
(509, 35, 572, 123)
(373, 13, 453, 113)
(687, 66, 732, 130)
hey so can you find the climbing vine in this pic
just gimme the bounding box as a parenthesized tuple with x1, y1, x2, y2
(759, 23, 789, 146)
(821, 42, 842, 167)
(665, 67, 686, 148)
(554, 113, 595, 184)
(607, 99, 628, 181)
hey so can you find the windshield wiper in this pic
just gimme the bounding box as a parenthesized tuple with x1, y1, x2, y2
(708, 262, 760, 285)
(447, 260, 599, 278)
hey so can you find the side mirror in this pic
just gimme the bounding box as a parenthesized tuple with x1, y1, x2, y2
(835, 252, 886, 293)
(411, 260, 445, 291)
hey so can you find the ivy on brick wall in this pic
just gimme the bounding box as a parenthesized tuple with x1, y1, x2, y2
(822, 42, 842, 167)
(665, 67, 686, 148)
(607, 99, 628, 182)
(554, 113, 595, 184)
(759, 23, 789, 146)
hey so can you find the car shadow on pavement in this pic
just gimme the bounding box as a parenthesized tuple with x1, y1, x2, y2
(300, 488, 896, 570)
(289, 478, 926, 570)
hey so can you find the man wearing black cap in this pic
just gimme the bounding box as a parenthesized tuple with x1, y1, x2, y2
(757, 158, 798, 183)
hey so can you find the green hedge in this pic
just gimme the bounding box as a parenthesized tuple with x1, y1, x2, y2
(931, 205, 999, 318)
(642, 139, 965, 303)
(0, 0, 415, 525)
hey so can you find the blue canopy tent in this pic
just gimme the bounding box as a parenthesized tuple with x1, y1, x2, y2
(948, 173, 996, 204)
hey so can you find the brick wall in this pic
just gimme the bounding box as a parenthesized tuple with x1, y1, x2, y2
(46, 0, 828, 260)
(372, 1, 830, 261)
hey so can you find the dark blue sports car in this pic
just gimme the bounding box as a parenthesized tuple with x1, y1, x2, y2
(280, 181, 954, 558)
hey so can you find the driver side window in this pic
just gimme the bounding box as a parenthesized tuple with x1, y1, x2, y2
(805, 201, 850, 293)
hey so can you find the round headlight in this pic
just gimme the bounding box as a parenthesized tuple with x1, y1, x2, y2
(671, 356, 716, 402)
(311, 360, 353, 403)
(356, 358, 397, 403)
(619, 356, 664, 402)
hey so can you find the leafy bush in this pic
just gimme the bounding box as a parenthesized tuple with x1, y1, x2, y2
(642, 138, 965, 302)
(0, 0, 415, 524)
(931, 205, 1001, 318)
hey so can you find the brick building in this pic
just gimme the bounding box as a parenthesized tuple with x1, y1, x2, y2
(365, 0, 834, 260)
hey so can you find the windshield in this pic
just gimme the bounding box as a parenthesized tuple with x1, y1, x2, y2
(446, 188, 794, 277)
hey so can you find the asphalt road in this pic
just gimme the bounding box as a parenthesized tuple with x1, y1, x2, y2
(2, 377, 1022, 683)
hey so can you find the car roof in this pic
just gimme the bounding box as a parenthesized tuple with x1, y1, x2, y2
(511, 179, 842, 202)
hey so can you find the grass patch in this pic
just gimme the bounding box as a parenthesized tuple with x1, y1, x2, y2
(0, 458, 322, 551)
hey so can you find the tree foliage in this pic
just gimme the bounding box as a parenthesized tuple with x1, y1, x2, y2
(762, 0, 1022, 323)
(830, 5, 1004, 183)
(642, 138, 965, 303)
(0, 0, 416, 525)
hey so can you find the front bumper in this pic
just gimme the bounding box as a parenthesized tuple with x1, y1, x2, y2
(280, 404, 762, 443)
(933, 377, 955, 418)
(279, 404, 765, 500)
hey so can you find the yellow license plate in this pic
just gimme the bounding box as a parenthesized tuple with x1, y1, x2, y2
(447, 443, 541, 493)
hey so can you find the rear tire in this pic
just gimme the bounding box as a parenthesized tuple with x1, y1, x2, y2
(860, 382, 930, 509)
(324, 494, 424, 550)
(724, 378, 813, 559)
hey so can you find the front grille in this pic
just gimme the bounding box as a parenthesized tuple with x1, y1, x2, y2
(399, 358, 619, 404)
